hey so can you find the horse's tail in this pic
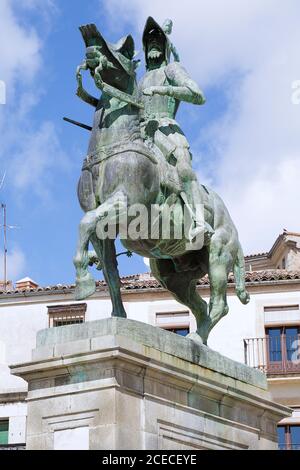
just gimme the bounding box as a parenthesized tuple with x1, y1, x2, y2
(234, 242, 250, 305)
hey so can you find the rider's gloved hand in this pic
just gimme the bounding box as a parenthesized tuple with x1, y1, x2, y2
(85, 46, 102, 71)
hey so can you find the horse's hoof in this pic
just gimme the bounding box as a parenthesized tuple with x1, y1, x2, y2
(75, 276, 96, 300)
(238, 290, 250, 305)
(187, 332, 205, 345)
(112, 310, 127, 318)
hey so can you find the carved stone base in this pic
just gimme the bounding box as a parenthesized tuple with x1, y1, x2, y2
(11, 318, 290, 450)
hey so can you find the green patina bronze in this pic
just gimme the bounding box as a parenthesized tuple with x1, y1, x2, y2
(72, 18, 250, 344)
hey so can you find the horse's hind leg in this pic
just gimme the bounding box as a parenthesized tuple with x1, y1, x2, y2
(90, 234, 127, 318)
(150, 258, 210, 344)
(205, 237, 231, 338)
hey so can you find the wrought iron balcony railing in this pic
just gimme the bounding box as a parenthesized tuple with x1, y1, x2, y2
(278, 444, 300, 450)
(244, 335, 300, 375)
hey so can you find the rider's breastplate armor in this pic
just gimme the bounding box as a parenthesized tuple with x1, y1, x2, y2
(139, 67, 177, 121)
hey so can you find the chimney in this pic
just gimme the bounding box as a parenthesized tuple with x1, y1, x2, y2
(15, 277, 39, 290)
(0, 280, 13, 291)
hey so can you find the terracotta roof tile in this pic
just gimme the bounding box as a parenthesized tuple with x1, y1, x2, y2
(0, 270, 300, 297)
(244, 252, 268, 259)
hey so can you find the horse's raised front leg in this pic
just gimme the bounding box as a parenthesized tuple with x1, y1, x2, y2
(74, 209, 98, 300)
(74, 190, 128, 301)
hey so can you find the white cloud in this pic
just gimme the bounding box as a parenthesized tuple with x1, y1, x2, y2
(0, 0, 41, 87)
(102, 0, 300, 254)
(10, 121, 69, 200)
(143, 257, 150, 270)
(0, 0, 69, 199)
(225, 156, 300, 253)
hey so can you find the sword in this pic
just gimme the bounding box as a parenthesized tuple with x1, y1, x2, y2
(63, 116, 92, 132)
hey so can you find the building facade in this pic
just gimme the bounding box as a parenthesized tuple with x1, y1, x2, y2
(0, 231, 299, 450)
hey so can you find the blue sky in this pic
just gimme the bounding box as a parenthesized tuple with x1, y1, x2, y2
(0, 0, 299, 287)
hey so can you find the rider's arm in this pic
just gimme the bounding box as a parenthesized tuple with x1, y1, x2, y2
(76, 62, 99, 108)
(95, 75, 144, 110)
(82, 47, 144, 110)
(76, 87, 99, 108)
(147, 63, 205, 105)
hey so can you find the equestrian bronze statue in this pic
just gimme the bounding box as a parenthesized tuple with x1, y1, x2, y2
(72, 18, 250, 344)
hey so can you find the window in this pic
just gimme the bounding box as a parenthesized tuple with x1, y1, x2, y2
(166, 327, 190, 337)
(278, 425, 300, 450)
(48, 304, 87, 328)
(264, 305, 300, 312)
(0, 420, 9, 445)
(156, 311, 190, 336)
(244, 325, 300, 373)
(265, 326, 300, 373)
(264, 305, 300, 324)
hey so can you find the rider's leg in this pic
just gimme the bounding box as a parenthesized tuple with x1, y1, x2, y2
(175, 148, 214, 243)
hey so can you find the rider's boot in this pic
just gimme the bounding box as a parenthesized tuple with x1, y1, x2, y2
(174, 148, 214, 246)
(181, 180, 214, 246)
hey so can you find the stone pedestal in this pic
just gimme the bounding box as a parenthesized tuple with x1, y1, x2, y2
(11, 318, 290, 450)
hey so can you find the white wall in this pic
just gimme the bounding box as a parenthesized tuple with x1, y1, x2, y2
(0, 402, 27, 444)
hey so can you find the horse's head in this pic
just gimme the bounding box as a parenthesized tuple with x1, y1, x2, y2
(79, 24, 138, 93)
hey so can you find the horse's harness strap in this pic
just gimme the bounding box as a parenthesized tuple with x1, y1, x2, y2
(82, 142, 158, 170)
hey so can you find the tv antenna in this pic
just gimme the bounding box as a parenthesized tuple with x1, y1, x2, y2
(0, 174, 19, 291)
(0, 171, 6, 191)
